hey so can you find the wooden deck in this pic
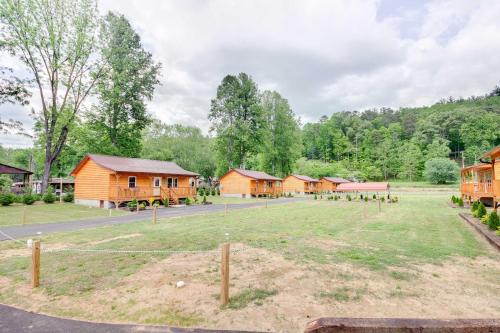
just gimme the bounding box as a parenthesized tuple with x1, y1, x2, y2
(250, 187, 283, 197)
(109, 186, 197, 205)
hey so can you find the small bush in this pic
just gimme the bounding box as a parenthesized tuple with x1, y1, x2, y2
(451, 195, 456, 203)
(63, 192, 74, 203)
(22, 191, 36, 205)
(198, 188, 205, 196)
(216, 187, 220, 196)
(373, 194, 377, 200)
(364, 196, 368, 202)
(481, 213, 489, 224)
(185, 197, 192, 205)
(12, 194, 23, 203)
(334, 195, 339, 201)
(457, 198, 464, 207)
(211, 188, 216, 196)
(42, 186, 56, 204)
(314, 193, 317, 200)
(347, 194, 352, 201)
(202, 195, 207, 204)
(487, 211, 500, 230)
(127, 199, 138, 209)
(476, 202, 487, 218)
(471, 201, 479, 212)
(360, 194, 364, 200)
(0, 192, 15, 206)
(380, 197, 385, 203)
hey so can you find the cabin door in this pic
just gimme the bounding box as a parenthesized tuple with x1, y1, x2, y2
(153, 177, 161, 196)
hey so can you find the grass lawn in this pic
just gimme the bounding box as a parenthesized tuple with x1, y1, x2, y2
(0, 192, 499, 332)
(0, 203, 128, 226)
(389, 180, 459, 189)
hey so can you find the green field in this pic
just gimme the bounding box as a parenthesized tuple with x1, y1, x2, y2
(0, 192, 498, 332)
(0, 203, 128, 226)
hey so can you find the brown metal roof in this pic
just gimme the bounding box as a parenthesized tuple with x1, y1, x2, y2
(461, 163, 492, 172)
(0, 163, 33, 175)
(72, 154, 198, 176)
(230, 169, 282, 181)
(481, 145, 500, 159)
(321, 176, 350, 184)
(336, 182, 390, 192)
(289, 174, 320, 182)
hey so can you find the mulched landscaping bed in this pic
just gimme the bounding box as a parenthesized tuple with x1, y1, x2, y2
(459, 213, 500, 251)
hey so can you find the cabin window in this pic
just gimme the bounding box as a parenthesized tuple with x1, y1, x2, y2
(128, 176, 136, 188)
(167, 177, 178, 188)
(153, 177, 161, 187)
(267, 181, 273, 188)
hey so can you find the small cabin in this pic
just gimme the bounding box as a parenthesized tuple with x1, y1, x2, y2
(320, 177, 350, 193)
(219, 169, 282, 198)
(461, 145, 500, 208)
(283, 174, 320, 195)
(336, 182, 390, 194)
(71, 154, 198, 208)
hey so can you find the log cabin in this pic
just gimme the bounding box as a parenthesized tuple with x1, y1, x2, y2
(461, 145, 500, 208)
(71, 154, 198, 208)
(219, 169, 282, 198)
(283, 174, 320, 195)
(319, 177, 350, 193)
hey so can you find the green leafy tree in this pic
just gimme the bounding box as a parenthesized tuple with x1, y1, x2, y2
(399, 140, 424, 181)
(0, 0, 102, 191)
(260, 91, 301, 177)
(209, 73, 265, 175)
(86, 12, 161, 157)
(426, 137, 451, 159)
(424, 158, 459, 184)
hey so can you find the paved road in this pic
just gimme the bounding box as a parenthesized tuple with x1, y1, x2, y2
(0, 198, 304, 241)
(0, 304, 264, 333)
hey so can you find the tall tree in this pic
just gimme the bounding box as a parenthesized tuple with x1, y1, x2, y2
(260, 90, 301, 177)
(86, 12, 161, 157)
(0, 0, 102, 191)
(141, 121, 216, 181)
(209, 73, 265, 175)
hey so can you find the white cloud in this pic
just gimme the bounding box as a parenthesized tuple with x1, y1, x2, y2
(2, 0, 500, 147)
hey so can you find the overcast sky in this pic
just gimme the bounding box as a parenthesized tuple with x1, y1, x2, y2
(2, 0, 500, 147)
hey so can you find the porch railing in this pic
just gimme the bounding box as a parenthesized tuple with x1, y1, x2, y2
(250, 187, 283, 195)
(110, 186, 196, 201)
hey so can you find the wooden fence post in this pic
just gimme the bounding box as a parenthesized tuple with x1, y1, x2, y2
(220, 242, 230, 306)
(32, 239, 40, 288)
(153, 205, 157, 224)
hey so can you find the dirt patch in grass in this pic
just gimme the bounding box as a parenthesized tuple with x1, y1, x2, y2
(1, 244, 499, 332)
(90, 233, 143, 245)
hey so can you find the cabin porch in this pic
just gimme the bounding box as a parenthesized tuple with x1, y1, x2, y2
(250, 180, 283, 197)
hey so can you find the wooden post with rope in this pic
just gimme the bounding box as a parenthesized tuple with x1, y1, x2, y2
(32, 239, 40, 288)
(220, 242, 230, 306)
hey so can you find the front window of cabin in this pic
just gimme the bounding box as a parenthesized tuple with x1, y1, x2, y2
(128, 176, 136, 188)
(167, 177, 178, 188)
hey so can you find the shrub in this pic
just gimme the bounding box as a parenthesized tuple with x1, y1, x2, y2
(481, 214, 489, 225)
(471, 201, 479, 212)
(487, 211, 500, 230)
(185, 197, 192, 205)
(127, 199, 138, 209)
(216, 187, 220, 196)
(424, 158, 459, 184)
(457, 198, 464, 207)
(63, 192, 74, 203)
(22, 191, 36, 205)
(202, 195, 207, 204)
(380, 197, 385, 203)
(0, 192, 15, 206)
(364, 196, 368, 202)
(198, 188, 205, 196)
(314, 193, 317, 200)
(476, 202, 487, 219)
(360, 194, 364, 200)
(347, 194, 352, 201)
(12, 194, 23, 203)
(211, 188, 216, 196)
(373, 194, 377, 200)
(451, 195, 456, 203)
(42, 186, 56, 204)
